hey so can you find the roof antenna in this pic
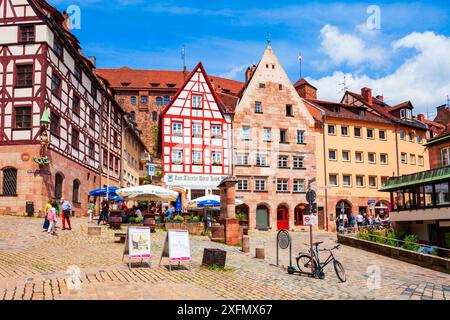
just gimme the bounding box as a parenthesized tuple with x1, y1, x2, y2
(181, 45, 187, 80)
(338, 75, 350, 93)
(447, 94, 450, 108)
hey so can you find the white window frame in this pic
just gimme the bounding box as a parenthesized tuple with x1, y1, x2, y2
(329, 174, 338, 187)
(212, 152, 222, 165)
(328, 149, 337, 161)
(293, 156, 304, 169)
(236, 154, 249, 166)
(297, 130, 305, 144)
(172, 122, 182, 136)
(256, 155, 268, 167)
(441, 147, 450, 166)
(192, 123, 202, 137)
(237, 179, 249, 191)
(342, 150, 350, 162)
(172, 150, 183, 164)
(380, 153, 388, 165)
(212, 125, 222, 138)
(278, 156, 289, 168)
(263, 128, 272, 142)
(192, 151, 202, 165)
(356, 175, 365, 188)
(242, 127, 250, 140)
(192, 94, 202, 109)
(255, 179, 266, 191)
(369, 176, 378, 188)
(277, 179, 289, 192)
(342, 175, 352, 187)
(293, 179, 305, 193)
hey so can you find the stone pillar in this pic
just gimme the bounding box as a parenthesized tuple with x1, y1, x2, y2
(218, 176, 239, 245)
(242, 235, 250, 253)
(218, 176, 238, 220)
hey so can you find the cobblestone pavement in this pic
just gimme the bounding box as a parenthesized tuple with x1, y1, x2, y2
(0, 215, 448, 300)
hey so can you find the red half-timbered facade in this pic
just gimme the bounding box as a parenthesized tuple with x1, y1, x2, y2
(0, 0, 123, 216)
(160, 63, 233, 201)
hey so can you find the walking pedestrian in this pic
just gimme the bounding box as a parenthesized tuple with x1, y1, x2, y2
(356, 212, 364, 228)
(60, 197, 72, 230)
(88, 200, 95, 223)
(43, 200, 52, 231)
(98, 198, 109, 225)
(47, 203, 57, 236)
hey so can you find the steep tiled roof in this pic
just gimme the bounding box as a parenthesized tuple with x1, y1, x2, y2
(305, 99, 389, 124)
(96, 67, 244, 95)
(345, 91, 427, 130)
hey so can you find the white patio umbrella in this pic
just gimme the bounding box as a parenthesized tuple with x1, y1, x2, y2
(116, 185, 179, 202)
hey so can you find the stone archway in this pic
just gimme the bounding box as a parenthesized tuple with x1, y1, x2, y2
(236, 204, 249, 226)
(295, 203, 309, 226)
(335, 200, 352, 218)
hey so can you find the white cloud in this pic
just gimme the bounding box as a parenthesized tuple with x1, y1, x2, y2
(319, 24, 389, 67)
(219, 64, 248, 79)
(310, 30, 450, 115)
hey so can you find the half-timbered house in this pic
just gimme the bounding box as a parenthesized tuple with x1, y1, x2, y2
(0, 0, 123, 216)
(159, 63, 233, 204)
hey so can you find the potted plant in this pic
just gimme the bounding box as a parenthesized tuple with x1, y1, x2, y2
(235, 211, 248, 226)
(173, 215, 184, 223)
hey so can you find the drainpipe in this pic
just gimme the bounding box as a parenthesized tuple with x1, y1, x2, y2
(395, 125, 400, 176)
(321, 112, 329, 231)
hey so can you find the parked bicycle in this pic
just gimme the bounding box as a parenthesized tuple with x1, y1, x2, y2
(295, 242, 347, 282)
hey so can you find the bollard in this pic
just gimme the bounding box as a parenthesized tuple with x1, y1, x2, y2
(242, 235, 250, 253)
(255, 247, 265, 259)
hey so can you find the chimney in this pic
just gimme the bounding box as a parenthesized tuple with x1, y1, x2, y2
(183, 65, 188, 80)
(417, 114, 425, 122)
(210, 77, 215, 91)
(361, 87, 373, 106)
(88, 56, 96, 68)
(296, 80, 317, 100)
(61, 11, 71, 32)
(245, 67, 252, 83)
(376, 95, 384, 102)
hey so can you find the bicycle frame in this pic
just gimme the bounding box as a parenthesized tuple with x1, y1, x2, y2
(311, 245, 336, 273)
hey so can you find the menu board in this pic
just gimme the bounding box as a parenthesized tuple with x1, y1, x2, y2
(168, 229, 191, 261)
(128, 227, 151, 258)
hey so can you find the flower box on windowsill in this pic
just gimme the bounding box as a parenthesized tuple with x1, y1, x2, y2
(172, 162, 183, 165)
(192, 134, 203, 138)
(193, 161, 203, 165)
(212, 162, 222, 166)
(211, 135, 222, 139)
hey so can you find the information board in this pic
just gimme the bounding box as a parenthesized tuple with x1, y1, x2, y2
(168, 229, 190, 261)
(127, 227, 151, 258)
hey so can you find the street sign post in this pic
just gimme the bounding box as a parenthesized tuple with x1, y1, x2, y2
(148, 164, 155, 177)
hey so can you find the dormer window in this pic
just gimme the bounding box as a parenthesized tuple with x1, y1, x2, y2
(259, 83, 266, 89)
(359, 110, 365, 117)
(400, 109, 412, 120)
(121, 82, 130, 87)
(150, 83, 160, 87)
(166, 83, 176, 88)
(333, 106, 340, 113)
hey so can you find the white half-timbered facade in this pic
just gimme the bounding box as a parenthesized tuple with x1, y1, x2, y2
(160, 63, 232, 200)
(0, 0, 123, 216)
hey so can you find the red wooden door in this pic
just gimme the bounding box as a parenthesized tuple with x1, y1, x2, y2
(277, 208, 289, 230)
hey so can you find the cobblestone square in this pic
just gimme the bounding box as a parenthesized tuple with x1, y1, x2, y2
(0, 215, 448, 300)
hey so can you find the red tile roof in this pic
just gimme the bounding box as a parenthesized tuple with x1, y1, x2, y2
(305, 99, 389, 124)
(96, 67, 244, 95)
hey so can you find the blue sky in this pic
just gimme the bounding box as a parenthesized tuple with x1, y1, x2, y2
(49, 0, 450, 116)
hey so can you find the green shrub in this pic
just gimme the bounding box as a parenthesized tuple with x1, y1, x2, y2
(385, 229, 398, 247)
(357, 229, 370, 240)
(402, 234, 420, 252)
(135, 217, 143, 223)
(174, 215, 184, 222)
(191, 215, 201, 221)
(128, 217, 136, 223)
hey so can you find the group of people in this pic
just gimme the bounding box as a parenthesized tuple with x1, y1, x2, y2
(336, 211, 390, 231)
(43, 197, 73, 236)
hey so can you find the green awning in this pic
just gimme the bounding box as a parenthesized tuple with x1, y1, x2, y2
(424, 133, 450, 147)
(380, 166, 450, 192)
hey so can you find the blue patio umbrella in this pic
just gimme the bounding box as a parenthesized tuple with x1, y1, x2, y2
(197, 199, 221, 208)
(89, 187, 120, 199)
(175, 195, 182, 212)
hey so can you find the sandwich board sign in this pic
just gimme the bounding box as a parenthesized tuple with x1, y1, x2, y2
(122, 226, 152, 268)
(159, 229, 191, 271)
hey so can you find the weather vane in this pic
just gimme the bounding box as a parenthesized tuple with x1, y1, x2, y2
(267, 32, 271, 46)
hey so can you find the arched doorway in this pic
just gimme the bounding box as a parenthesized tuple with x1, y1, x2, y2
(295, 203, 309, 226)
(335, 200, 352, 218)
(256, 204, 270, 230)
(236, 204, 249, 226)
(55, 172, 64, 199)
(277, 204, 289, 230)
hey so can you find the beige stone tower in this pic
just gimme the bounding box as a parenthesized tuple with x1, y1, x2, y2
(233, 45, 317, 231)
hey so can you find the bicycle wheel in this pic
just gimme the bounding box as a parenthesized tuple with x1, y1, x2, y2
(333, 260, 346, 283)
(296, 254, 312, 272)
